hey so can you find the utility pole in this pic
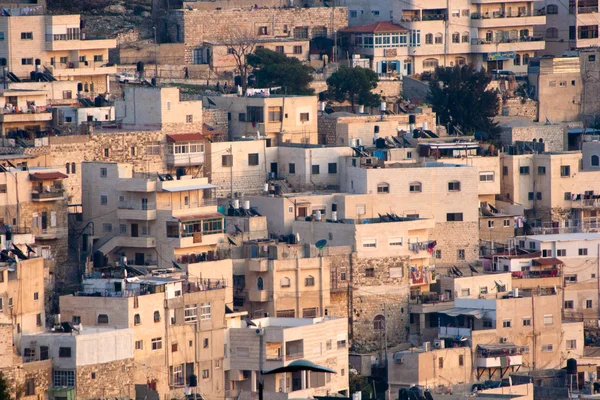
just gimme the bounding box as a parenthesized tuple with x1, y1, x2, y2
(229, 144, 233, 199)
(384, 305, 389, 400)
(153, 26, 158, 79)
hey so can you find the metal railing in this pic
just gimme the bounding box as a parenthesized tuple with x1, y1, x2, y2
(285, 351, 304, 360)
(471, 10, 545, 19)
(562, 311, 584, 322)
(511, 269, 561, 279)
(471, 36, 544, 45)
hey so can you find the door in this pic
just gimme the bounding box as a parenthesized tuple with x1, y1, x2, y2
(297, 207, 307, 218)
(270, 162, 278, 178)
(41, 212, 48, 230)
(135, 253, 145, 265)
(131, 223, 139, 237)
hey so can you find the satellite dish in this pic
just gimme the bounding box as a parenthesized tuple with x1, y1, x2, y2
(315, 239, 328, 250)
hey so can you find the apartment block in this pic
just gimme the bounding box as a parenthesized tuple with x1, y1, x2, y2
(204, 94, 318, 145)
(224, 316, 349, 400)
(81, 162, 223, 270)
(0, 14, 116, 95)
(0, 88, 52, 138)
(59, 273, 227, 398)
(20, 327, 134, 399)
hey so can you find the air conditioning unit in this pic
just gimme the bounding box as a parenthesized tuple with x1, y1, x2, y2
(433, 339, 445, 349)
(499, 337, 508, 344)
(393, 352, 404, 364)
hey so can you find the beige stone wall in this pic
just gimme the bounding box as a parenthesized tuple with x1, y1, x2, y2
(76, 358, 135, 399)
(0, 359, 53, 400)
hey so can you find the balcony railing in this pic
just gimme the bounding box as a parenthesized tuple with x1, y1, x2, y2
(266, 354, 284, 361)
(471, 36, 544, 45)
(183, 279, 227, 293)
(175, 249, 231, 264)
(409, 292, 452, 304)
(471, 10, 545, 19)
(579, 6, 599, 13)
(511, 269, 560, 279)
(31, 188, 65, 200)
(563, 311, 584, 322)
(285, 352, 304, 361)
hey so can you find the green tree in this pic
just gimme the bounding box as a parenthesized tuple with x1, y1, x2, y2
(326, 66, 380, 113)
(428, 65, 500, 138)
(0, 372, 10, 400)
(247, 48, 314, 95)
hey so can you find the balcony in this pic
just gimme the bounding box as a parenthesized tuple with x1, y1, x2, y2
(116, 178, 157, 192)
(166, 152, 205, 167)
(45, 38, 116, 52)
(439, 326, 472, 337)
(31, 188, 65, 201)
(563, 311, 585, 322)
(34, 227, 68, 240)
(470, 36, 545, 52)
(117, 207, 157, 221)
(248, 289, 270, 302)
(398, 0, 447, 10)
(573, 199, 600, 209)
(409, 292, 451, 304)
(0, 110, 52, 123)
(247, 258, 270, 272)
(47, 63, 117, 78)
(511, 269, 560, 279)
(285, 352, 305, 361)
(175, 232, 224, 248)
(470, 12, 546, 28)
(476, 355, 523, 368)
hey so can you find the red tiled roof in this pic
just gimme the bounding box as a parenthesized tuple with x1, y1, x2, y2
(29, 171, 68, 180)
(339, 21, 409, 34)
(533, 257, 564, 266)
(178, 213, 224, 222)
(166, 133, 205, 143)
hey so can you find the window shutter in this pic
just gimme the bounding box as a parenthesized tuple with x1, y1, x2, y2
(50, 211, 57, 227)
(32, 213, 38, 228)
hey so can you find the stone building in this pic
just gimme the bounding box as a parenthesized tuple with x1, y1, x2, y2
(497, 117, 569, 152)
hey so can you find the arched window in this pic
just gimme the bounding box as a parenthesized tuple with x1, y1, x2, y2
(305, 275, 315, 286)
(257, 277, 264, 290)
(520, 29, 529, 38)
(452, 32, 460, 43)
(423, 58, 438, 70)
(134, 314, 141, 325)
(523, 53, 530, 65)
(547, 4, 559, 14)
(514, 54, 521, 66)
(374, 314, 386, 331)
(435, 33, 443, 44)
(546, 27, 558, 38)
(154, 310, 161, 322)
(461, 31, 469, 43)
(409, 182, 422, 192)
(71, 162, 76, 173)
(377, 182, 390, 193)
(486, 30, 493, 42)
(280, 277, 290, 288)
(98, 314, 109, 324)
(425, 33, 433, 44)
(592, 155, 599, 166)
(65, 162, 70, 174)
(448, 180, 461, 191)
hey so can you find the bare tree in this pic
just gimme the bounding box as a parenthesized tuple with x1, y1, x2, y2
(222, 26, 258, 93)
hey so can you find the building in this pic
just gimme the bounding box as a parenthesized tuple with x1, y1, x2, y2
(59, 273, 228, 398)
(0, 14, 116, 95)
(20, 327, 134, 399)
(224, 316, 349, 400)
(528, 57, 582, 123)
(0, 88, 52, 138)
(497, 117, 569, 152)
(81, 162, 224, 271)
(204, 94, 318, 144)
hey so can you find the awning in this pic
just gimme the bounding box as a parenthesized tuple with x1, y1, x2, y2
(438, 308, 486, 319)
(166, 133, 205, 143)
(533, 257, 563, 266)
(29, 171, 68, 180)
(178, 212, 224, 222)
(162, 183, 217, 192)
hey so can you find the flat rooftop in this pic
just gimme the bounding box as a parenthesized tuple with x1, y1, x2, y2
(521, 233, 600, 242)
(250, 316, 341, 328)
(25, 327, 129, 336)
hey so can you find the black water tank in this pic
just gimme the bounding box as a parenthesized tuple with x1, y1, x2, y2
(409, 114, 416, 124)
(331, 203, 337, 212)
(151, 77, 157, 86)
(35, 59, 40, 66)
(375, 137, 386, 148)
(136, 61, 144, 72)
(189, 374, 197, 387)
(93, 251, 104, 268)
(77, 82, 83, 92)
(567, 358, 577, 375)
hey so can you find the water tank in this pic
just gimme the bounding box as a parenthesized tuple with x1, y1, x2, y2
(358, 105, 365, 114)
(512, 288, 519, 298)
(422, 122, 428, 130)
(263, 183, 269, 192)
(375, 138, 386, 149)
(233, 199, 240, 209)
(332, 211, 338, 222)
(315, 211, 322, 221)
(244, 200, 250, 210)
(189, 374, 198, 387)
(409, 114, 416, 124)
(320, 102, 326, 112)
(567, 358, 577, 375)
(93, 251, 104, 268)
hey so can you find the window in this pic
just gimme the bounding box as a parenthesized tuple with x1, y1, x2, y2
(246, 106, 264, 123)
(312, 165, 320, 175)
(546, 27, 558, 38)
(98, 314, 109, 324)
(503, 166, 508, 176)
(93, 54, 104, 62)
(544, 314, 553, 325)
(222, 154, 232, 167)
(523, 318, 531, 326)
(268, 106, 282, 122)
(587, 300, 593, 308)
(425, 33, 433, 44)
(483, 319, 493, 328)
(363, 240, 377, 249)
(557, 249, 567, 257)
(447, 213, 463, 222)
(100, 167, 108, 177)
(134, 314, 141, 325)
(280, 277, 291, 288)
(561, 165, 571, 177)
(377, 183, 390, 193)
(248, 153, 259, 166)
(461, 32, 469, 43)
(423, 58, 438, 69)
(537, 166, 546, 175)
(25, 378, 35, 396)
(579, 248, 588, 256)
(434, 249, 442, 259)
(373, 315, 385, 331)
(542, 344, 554, 352)
(389, 237, 403, 247)
(303, 307, 318, 318)
(537, 192, 542, 200)
(152, 337, 163, 350)
(154, 310, 161, 322)
(172, 343, 178, 352)
(528, 192, 534, 201)
(502, 319, 511, 328)
(479, 172, 494, 182)
(72, 316, 81, 324)
(36, 313, 42, 326)
(201, 302, 211, 320)
(202, 369, 210, 379)
(21, 32, 33, 40)
(590, 54, 596, 62)
(275, 46, 284, 53)
(457, 249, 465, 260)
(293, 45, 302, 54)
(300, 112, 310, 122)
(203, 338, 209, 348)
(452, 32, 460, 43)
(102, 223, 112, 233)
(488, 220, 495, 228)
(547, 4, 559, 13)
(337, 339, 347, 349)
(438, 357, 444, 368)
(305, 276, 315, 286)
(289, 163, 296, 174)
(258, 26, 268, 35)
(435, 33, 443, 44)
(448, 181, 461, 191)
(409, 182, 422, 192)
(566, 340, 577, 350)
(53, 370, 74, 387)
(328, 163, 337, 174)
(365, 268, 375, 277)
(549, 80, 557, 87)
(185, 114, 193, 123)
(59, 347, 72, 358)
(185, 304, 198, 322)
(565, 300, 574, 309)
(520, 166, 530, 175)
(593, 155, 600, 166)
(21, 58, 33, 65)
(0, 184, 5, 194)
(350, 10, 357, 18)
(565, 192, 572, 201)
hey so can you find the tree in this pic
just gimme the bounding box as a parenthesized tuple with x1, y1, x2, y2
(428, 65, 500, 138)
(0, 372, 10, 400)
(247, 48, 314, 95)
(326, 66, 380, 113)
(222, 26, 258, 92)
